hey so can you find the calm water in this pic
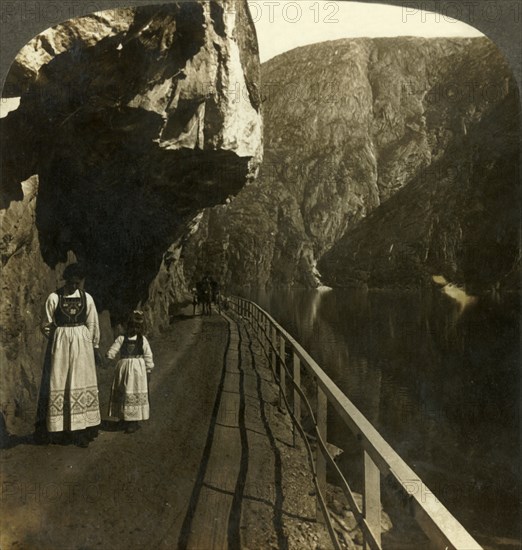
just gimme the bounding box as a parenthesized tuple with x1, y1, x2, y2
(238, 287, 520, 549)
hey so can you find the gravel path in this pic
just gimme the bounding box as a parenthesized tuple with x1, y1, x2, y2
(0, 309, 341, 550)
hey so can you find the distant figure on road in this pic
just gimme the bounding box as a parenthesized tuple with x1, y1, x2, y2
(105, 311, 154, 434)
(40, 263, 102, 448)
(210, 277, 219, 305)
(219, 293, 229, 312)
(191, 287, 199, 316)
(197, 274, 213, 316)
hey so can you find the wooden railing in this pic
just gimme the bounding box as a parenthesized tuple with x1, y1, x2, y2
(229, 296, 482, 550)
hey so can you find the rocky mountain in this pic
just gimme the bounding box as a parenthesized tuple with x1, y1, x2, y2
(0, 1, 262, 433)
(1, 27, 519, 434)
(318, 89, 520, 290)
(185, 37, 519, 291)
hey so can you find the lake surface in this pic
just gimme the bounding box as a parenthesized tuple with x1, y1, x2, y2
(237, 287, 520, 549)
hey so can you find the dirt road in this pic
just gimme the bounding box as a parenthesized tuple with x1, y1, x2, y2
(1, 310, 332, 550)
(1, 312, 236, 549)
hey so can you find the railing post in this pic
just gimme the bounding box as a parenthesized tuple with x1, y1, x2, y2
(316, 385, 327, 522)
(278, 333, 286, 411)
(363, 451, 381, 548)
(264, 316, 270, 358)
(271, 324, 276, 368)
(259, 309, 263, 343)
(259, 309, 264, 348)
(292, 350, 300, 447)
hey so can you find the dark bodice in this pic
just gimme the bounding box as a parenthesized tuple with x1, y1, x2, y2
(54, 288, 87, 326)
(120, 335, 144, 358)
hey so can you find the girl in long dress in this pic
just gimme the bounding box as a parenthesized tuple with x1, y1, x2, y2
(42, 263, 102, 447)
(106, 311, 154, 434)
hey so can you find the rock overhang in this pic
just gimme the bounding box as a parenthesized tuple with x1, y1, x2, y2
(1, 1, 262, 206)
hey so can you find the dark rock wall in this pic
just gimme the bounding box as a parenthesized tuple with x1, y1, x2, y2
(318, 89, 520, 290)
(318, 41, 520, 290)
(0, 2, 262, 433)
(184, 37, 519, 291)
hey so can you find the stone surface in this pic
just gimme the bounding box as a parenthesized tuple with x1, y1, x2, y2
(319, 57, 520, 290)
(3, 9, 135, 96)
(0, 1, 262, 433)
(184, 37, 519, 291)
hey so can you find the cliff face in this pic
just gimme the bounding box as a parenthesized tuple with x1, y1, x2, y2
(318, 90, 520, 290)
(0, 2, 262, 433)
(316, 40, 520, 291)
(184, 37, 519, 291)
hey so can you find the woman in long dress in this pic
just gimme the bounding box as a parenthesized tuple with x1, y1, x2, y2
(42, 263, 102, 447)
(106, 311, 154, 434)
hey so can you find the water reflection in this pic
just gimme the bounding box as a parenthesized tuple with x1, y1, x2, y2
(432, 275, 478, 312)
(240, 287, 520, 548)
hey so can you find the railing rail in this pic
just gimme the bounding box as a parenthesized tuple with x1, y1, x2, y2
(228, 296, 482, 550)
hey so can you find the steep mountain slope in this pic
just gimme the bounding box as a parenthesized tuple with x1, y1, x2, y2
(319, 90, 520, 290)
(185, 37, 519, 290)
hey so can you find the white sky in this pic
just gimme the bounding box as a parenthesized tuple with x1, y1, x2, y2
(249, 1, 484, 62)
